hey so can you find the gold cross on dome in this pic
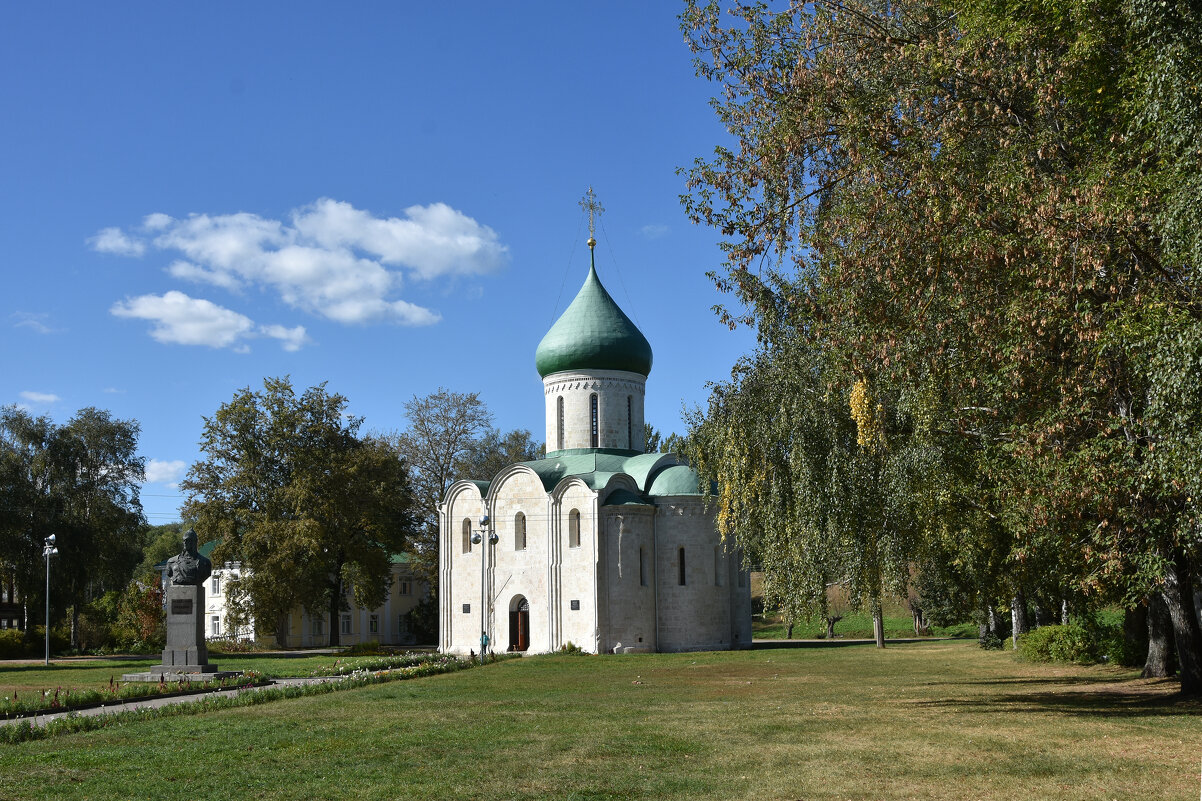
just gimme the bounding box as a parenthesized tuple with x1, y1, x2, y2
(579, 186, 604, 249)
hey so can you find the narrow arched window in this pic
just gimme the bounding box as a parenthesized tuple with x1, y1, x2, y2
(627, 395, 632, 449)
(590, 394, 599, 448)
(557, 396, 564, 451)
(515, 512, 526, 551)
(639, 546, 647, 586)
(462, 518, 472, 554)
(714, 546, 723, 586)
(568, 509, 581, 548)
(678, 547, 686, 586)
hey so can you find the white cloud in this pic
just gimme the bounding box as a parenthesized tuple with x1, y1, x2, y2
(11, 312, 61, 334)
(110, 291, 312, 351)
(166, 259, 243, 291)
(111, 291, 255, 349)
(93, 198, 504, 326)
(640, 224, 669, 239)
(259, 323, 309, 352)
(143, 212, 173, 231)
(89, 227, 146, 257)
(144, 459, 187, 486)
(19, 391, 60, 404)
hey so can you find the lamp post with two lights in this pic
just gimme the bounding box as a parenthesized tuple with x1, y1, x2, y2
(470, 513, 497, 664)
(43, 534, 58, 665)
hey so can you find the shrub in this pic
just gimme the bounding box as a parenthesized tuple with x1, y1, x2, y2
(1017, 617, 1123, 665)
(0, 627, 70, 658)
(978, 631, 1004, 651)
(341, 641, 384, 656)
(0, 629, 25, 659)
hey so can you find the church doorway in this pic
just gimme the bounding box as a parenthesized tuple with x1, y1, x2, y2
(509, 596, 530, 652)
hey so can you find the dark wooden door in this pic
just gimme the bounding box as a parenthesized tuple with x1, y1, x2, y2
(517, 610, 529, 651)
(509, 598, 531, 651)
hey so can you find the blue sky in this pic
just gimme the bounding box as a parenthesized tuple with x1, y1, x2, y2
(1, 2, 754, 525)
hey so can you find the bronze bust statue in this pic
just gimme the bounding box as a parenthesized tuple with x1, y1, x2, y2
(167, 529, 213, 586)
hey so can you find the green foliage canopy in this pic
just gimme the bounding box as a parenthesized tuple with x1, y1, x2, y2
(181, 377, 414, 646)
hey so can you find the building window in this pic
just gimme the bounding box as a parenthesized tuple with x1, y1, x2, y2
(369, 614, 380, 634)
(570, 599, 580, 610)
(714, 546, 723, 586)
(311, 617, 324, 637)
(568, 509, 581, 549)
(462, 518, 472, 553)
(678, 547, 687, 586)
(341, 614, 352, 635)
(627, 395, 632, 449)
(515, 512, 527, 551)
(210, 616, 221, 636)
(210, 575, 221, 595)
(462, 603, 471, 614)
(399, 580, 411, 596)
(557, 396, 564, 451)
(590, 393, 599, 448)
(639, 547, 647, 587)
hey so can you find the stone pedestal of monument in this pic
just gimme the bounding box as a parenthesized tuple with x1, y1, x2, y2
(123, 585, 239, 682)
(160, 584, 216, 673)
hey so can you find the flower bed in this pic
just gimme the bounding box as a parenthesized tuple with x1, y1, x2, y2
(0, 671, 267, 719)
(0, 654, 486, 744)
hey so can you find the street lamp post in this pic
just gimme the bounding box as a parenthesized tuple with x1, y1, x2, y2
(43, 534, 58, 666)
(471, 513, 497, 664)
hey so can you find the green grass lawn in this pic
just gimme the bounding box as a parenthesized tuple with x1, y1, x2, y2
(1, 641, 1197, 800)
(0, 652, 400, 699)
(752, 611, 977, 639)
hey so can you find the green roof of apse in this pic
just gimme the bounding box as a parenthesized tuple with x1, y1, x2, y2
(646, 464, 706, 496)
(518, 450, 637, 491)
(534, 255, 653, 378)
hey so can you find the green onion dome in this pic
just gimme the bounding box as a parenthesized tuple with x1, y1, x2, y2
(535, 256, 653, 378)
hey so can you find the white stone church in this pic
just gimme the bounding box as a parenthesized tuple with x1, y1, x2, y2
(438, 236, 753, 655)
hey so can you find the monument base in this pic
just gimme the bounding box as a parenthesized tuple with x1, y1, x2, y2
(122, 584, 233, 682)
(121, 669, 243, 683)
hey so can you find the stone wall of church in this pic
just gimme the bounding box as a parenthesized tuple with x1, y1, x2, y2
(542, 369, 646, 452)
(558, 483, 600, 651)
(489, 470, 551, 653)
(599, 506, 657, 653)
(654, 498, 749, 652)
(440, 487, 489, 655)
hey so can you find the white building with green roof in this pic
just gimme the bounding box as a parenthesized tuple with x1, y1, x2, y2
(439, 235, 752, 655)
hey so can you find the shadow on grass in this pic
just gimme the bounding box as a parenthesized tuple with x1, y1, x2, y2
(912, 680, 1199, 717)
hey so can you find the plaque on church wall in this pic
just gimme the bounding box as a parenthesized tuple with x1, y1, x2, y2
(570, 600, 580, 610)
(171, 598, 193, 616)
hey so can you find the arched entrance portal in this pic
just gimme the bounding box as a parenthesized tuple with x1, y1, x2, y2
(509, 596, 530, 652)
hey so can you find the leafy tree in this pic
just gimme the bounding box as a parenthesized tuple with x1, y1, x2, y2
(643, 423, 662, 453)
(643, 423, 687, 454)
(687, 339, 945, 647)
(181, 377, 414, 647)
(0, 406, 145, 645)
(132, 522, 189, 582)
(114, 580, 165, 649)
(682, 0, 1202, 692)
(389, 389, 493, 584)
(461, 428, 544, 484)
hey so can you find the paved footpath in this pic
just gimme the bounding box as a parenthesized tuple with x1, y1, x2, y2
(1, 675, 345, 729)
